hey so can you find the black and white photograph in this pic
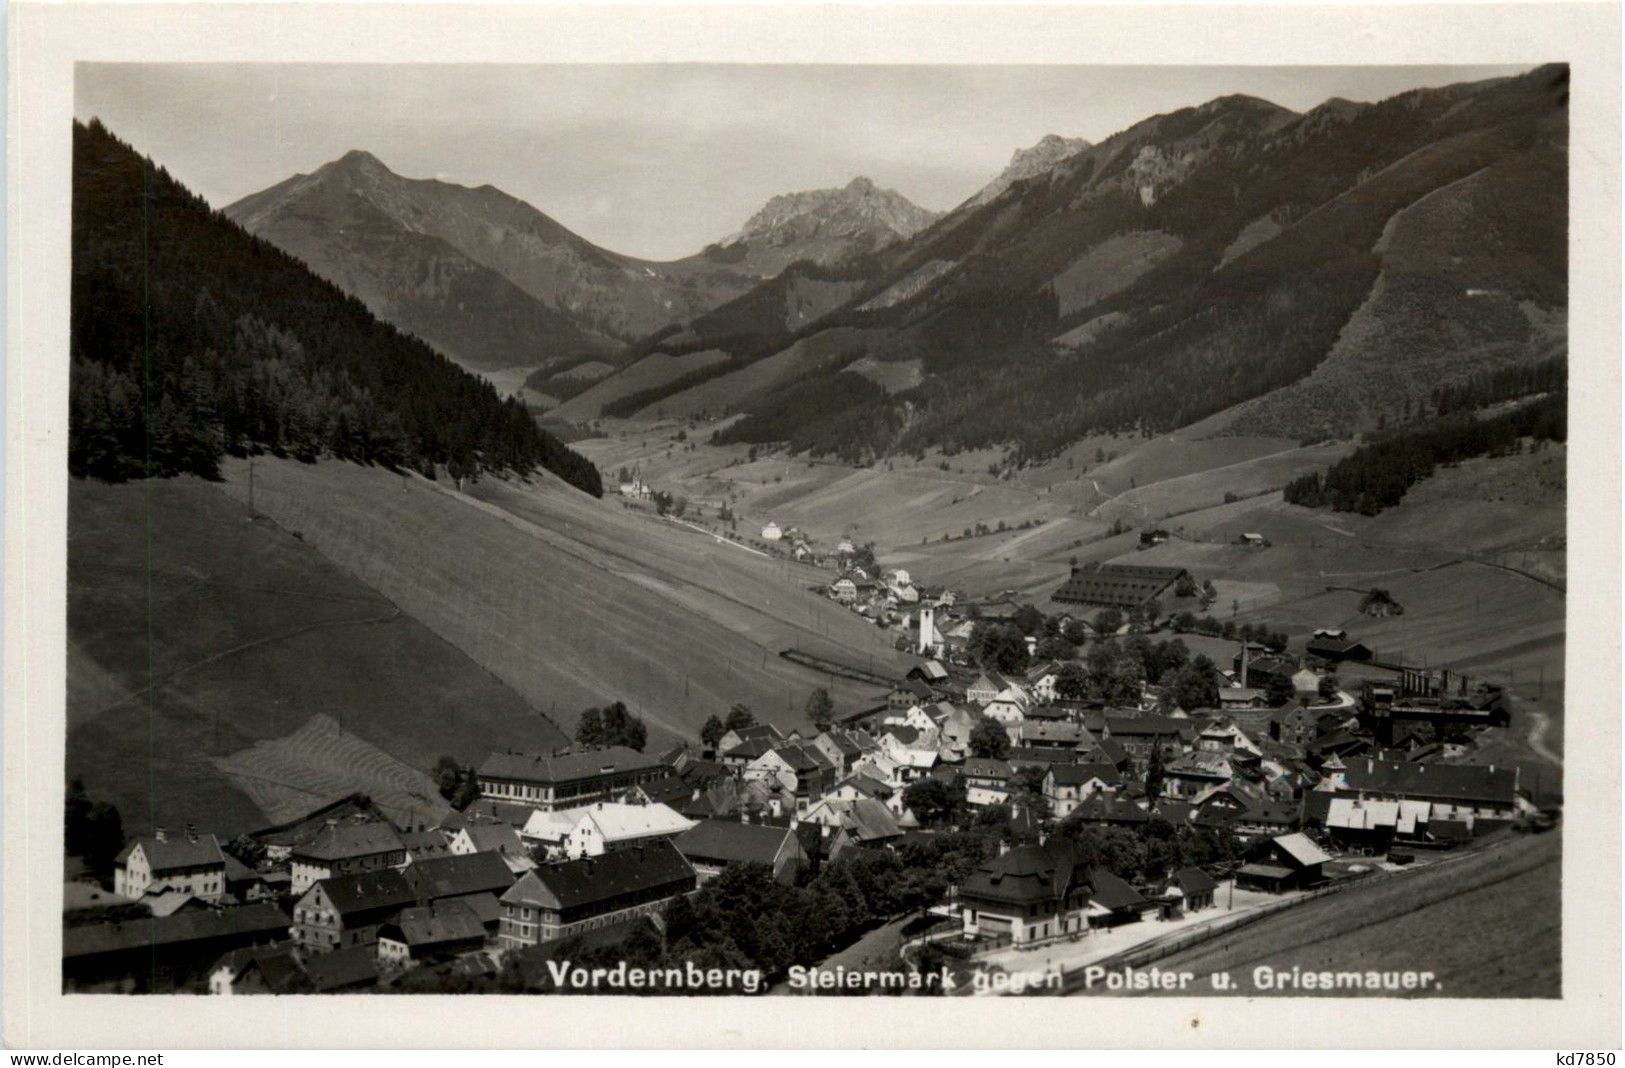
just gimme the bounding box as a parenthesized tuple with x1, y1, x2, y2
(5, 0, 1620, 1051)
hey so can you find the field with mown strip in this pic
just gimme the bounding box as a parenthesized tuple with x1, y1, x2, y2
(214, 457, 910, 745)
(67, 476, 558, 836)
(1097, 829, 1561, 998)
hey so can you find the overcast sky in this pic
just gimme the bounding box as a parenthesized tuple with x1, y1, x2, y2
(77, 63, 1531, 261)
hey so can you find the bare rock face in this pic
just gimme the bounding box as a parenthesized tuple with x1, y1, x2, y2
(710, 177, 941, 276)
(963, 134, 1092, 210)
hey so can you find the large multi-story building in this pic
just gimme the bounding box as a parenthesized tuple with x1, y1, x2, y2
(497, 840, 696, 949)
(112, 828, 227, 902)
(478, 747, 667, 811)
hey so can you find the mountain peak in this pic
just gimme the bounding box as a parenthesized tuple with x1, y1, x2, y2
(325, 149, 393, 177)
(718, 179, 939, 275)
(964, 133, 1092, 210)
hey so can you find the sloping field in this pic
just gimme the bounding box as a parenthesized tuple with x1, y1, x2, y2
(212, 714, 452, 828)
(1051, 229, 1183, 317)
(1075, 432, 1312, 498)
(1089, 443, 1351, 524)
(554, 349, 730, 420)
(67, 477, 558, 836)
(630, 328, 886, 420)
(1111, 830, 1561, 998)
(215, 457, 910, 745)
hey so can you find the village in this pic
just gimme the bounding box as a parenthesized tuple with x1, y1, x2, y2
(60, 530, 1557, 997)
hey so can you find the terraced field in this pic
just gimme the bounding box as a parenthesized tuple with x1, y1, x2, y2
(212, 714, 451, 828)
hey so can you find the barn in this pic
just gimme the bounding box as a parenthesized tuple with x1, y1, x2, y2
(1051, 562, 1190, 609)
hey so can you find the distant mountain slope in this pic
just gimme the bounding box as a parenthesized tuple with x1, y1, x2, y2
(225, 151, 759, 368)
(70, 120, 601, 495)
(602, 66, 1567, 465)
(961, 133, 1091, 211)
(227, 160, 941, 381)
(705, 176, 941, 277)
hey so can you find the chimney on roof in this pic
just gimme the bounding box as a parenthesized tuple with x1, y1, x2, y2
(154, 826, 167, 842)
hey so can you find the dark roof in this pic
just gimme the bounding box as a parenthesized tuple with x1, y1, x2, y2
(1171, 867, 1218, 896)
(1341, 757, 1518, 804)
(501, 840, 694, 912)
(638, 774, 696, 806)
(407, 851, 516, 899)
(477, 747, 661, 785)
(235, 946, 308, 993)
(959, 840, 1087, 906)
(315, 870, 418, 916)
(303, 944, 381, 991)
(1053, 563, 1187, 608)
(1064, 796, 1153, 826)
(1104, 716, 1187, 738)
(381, 899, 487, 948)
(63, 902, 289, 959)
(291, 820, 404, 862)
(673, 820, 795, 866)
(1087, 869, 1146, 911)
(399, 828, 454, 861)
(1047, 762, 1121, 787)
(115, 833, 225, 871)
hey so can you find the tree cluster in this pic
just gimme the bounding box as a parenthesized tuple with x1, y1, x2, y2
(1284, 392, 1565, 514)
(575, 701, 649, 752)
(433, 757, 482, 810)
(64, 779, 124, 882)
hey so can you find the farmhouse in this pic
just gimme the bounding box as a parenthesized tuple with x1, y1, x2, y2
(113, 828, 227, 903)
(291, 870, 418, 955)
(496, 840, 696, 949)
(761, 521, 783, 541)
(1052, 562, 1190, 609)
(478, 747, 667, 810)
(672, 819, 806, 884)
(449, 822, 534, 875)
(375, 899, 488, 970)
(289, 819, 407, 895)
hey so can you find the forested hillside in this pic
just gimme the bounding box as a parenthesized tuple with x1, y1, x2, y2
(70, 120, 601, 495)
(1283, 391, 1566, 514)
(593, 65, 1567, 464)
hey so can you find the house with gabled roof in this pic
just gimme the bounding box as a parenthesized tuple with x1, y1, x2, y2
(113, 828, 228, 903)
(291, 870, 418, 955)
(673, 820, 806, 884)
(376, 899, 488, 970)
(1236, 831, 1332, 893)
(799, 797, 902, 847)
(956, 839, 1096, 945)
(208, 943, 306, 995)
(289, 819, 407, 895)
(966, 671, 1013, 706)
(497, 839, 696, 949)
(718, 723, 788, 766)
(561, 800, 696, 859)
(1043, 762, 1122, 818)
(449, 822, 535, 875)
